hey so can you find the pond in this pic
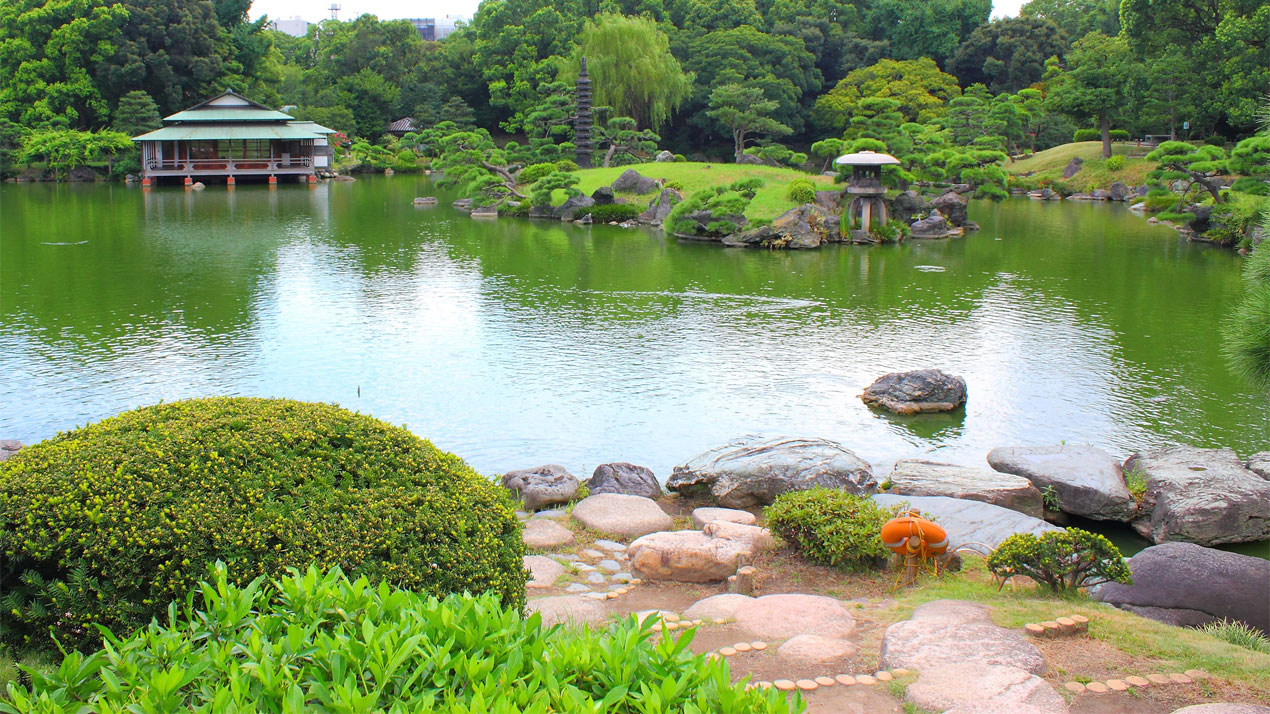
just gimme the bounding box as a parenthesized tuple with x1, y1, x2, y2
(2, 176, 1267, 546)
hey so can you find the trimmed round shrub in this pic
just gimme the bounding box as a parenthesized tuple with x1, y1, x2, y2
(786, 178, 816, 203)
(1105, 155, 1126, 172)
(763, 488, 891, 570)
(517, 162, 557, 184)
(0, 398, 525, 651)
(554, 159, 580, 172)
(987, 528, 1131, 592)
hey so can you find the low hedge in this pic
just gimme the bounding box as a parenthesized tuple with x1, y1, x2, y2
(582, 203, 641, 222)
(764, 488, 891, 570)
(1, 564, 797, 713)
(987, 529, 1131, 592)
(0, 398, 525, 651)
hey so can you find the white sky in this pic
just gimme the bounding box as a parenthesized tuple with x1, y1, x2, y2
(249, 0, 1025, 25)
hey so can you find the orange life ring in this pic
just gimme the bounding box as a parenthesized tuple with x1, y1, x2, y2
(880, 511, 949, 557)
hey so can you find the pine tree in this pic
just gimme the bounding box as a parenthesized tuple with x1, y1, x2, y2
(111, 91, 161, 137)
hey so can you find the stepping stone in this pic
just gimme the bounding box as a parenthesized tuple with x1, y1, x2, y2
(546, 553, 572, 563)
(534, 509, 567, 519)
(733, 594, 857, 639)
(682, 593, 755, 622)
(611, 572, 634, 582)
(571, 562, 595, 571)
(629, 530, 754, 582)
(734, 642, 752, 652)
(814, 676, 836, 687)
(524, 555, 565, 588)
(585, 592, 609, 601)
(1183, 670, 1209, 680)
(751, 641, 767, 650)
(777, 634, 858, 663)
(719, 647, 737, 656)
(586, 572, 605, 584)
(607, 584, 627, 592)
(796, 679, 819, 691)
(1148, 674, 1171, 684)
(691, 507, 757, 528)
(1064, 682, 1086, 693)
(582, 548, 605, 558)
(1125, 676, 1150, 686)
(855, 675, 876, 685)
(875, 671, 893, 682)
(773, 680, 796, 691)
(880, 600, 1045, 675)
(565, 583, 591, 593)
(523, 519, 576, 549)
(1086, 682, 1109, 693)
(571, 493, 673, 538)
(598, 559, 622, 572)
(1169, 673, 1193, 684)
(1107, 680, 1128, 691)
(595, 539, 627, 552)
(906, 664, 1067, 713)
(526, 595, 608, 627)
(835, 674, 856, 686)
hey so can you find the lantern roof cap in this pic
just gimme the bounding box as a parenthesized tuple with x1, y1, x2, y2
(834, 150, 900, 166)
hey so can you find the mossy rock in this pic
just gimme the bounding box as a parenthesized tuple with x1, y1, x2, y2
(0, 397, 525, 651)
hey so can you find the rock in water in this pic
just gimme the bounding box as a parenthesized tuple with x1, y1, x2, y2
(1109, 182, 1130, 201)
(909, 210, 954, 238)
(637, 187, 682, 225)
(571, 493, 672, 539)
(502, 464, 580, 510)
(930, 192, 969, 226)
(628, 530, 753, 582)
(987, 444, 1136, 521)
(872, 494, 1062, 550)
(1092, 542, 1269, 633)
(1248, 452, 1270, 479)
(861, 369, 967, 414)
(890, 190, 931, 223)
(723, 204, 834, 249)
(554, 194, 594, 220)
(1125, 446, 1270, 545)
(886, 460, 1044, 517)
(667, 436, 876, 508)
(586, 462, 661, 498)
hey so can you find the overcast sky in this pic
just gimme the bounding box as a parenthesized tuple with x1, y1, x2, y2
(250, 0, 1026, 25)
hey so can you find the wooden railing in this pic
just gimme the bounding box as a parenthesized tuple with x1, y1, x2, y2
(146, 157, 313, 172)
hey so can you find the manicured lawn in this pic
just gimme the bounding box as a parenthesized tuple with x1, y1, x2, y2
(566, 161, 835, 221)
(1008, 141, 1156, 188)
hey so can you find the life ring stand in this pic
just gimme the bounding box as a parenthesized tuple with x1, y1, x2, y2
(880, 510, 950, 587)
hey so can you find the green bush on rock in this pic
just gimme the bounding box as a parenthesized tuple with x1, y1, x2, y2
(987, 528, 1131, 592)
(764, 489, 891, 570)
(1, 564, 796, 714)
(785, 178, 816, 203)
(0, 398, 526, 651)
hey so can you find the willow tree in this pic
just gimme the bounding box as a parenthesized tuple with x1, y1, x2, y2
(557, 13, 693, 132)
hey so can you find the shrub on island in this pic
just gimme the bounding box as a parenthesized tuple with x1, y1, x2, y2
(582, 203, 642, 222)
(0, 397, 526, 651)
(987, 529, 1131, 592)
(764, 488, 891, 570)
(2, 564, 796, 713)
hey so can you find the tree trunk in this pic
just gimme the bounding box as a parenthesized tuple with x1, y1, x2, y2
(734, 129, 746, 162)
(1099, 113, 1112, 159)
(602, 144, 617, 168)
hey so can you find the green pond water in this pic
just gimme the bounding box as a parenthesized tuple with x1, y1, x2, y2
(2, 176, 1267, 553)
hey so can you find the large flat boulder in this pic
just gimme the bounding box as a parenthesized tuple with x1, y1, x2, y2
(861, 369, 966, 414)
(988, 444, 1137, 521)
(776, 634, 858, 663)
(906, 664, 1066, 714)
(502, 464, 579, 510)
(733, 594, 856, 639)
(691, 507, 756, 528)
(701, 520, 774, 551)
(667, 436, 876, 508)
(681, 593, 755, 622)
(628, 530, 752, 582)
(526, 595, 609, 628)
(1125, 446, 1270, 545)
(571, 493, 672, 539)
(586, 462, 661, 498)
(872, 493, 1062, 550)
(887, 460, 1043, 517)
(1092, 542, 1270, 633)
(880, 600, 1045, 674)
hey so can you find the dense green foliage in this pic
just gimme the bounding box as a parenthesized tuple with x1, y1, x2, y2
(763, 488, 891, 570)
(0, 398, 525, 652)
(583, 203, 643, 222)
(1198, 619, 1270, 653)
(1223, 242, 1270, 390)
(786, 178, 816, 203)
(0, 564, 796, 714)
(987, 529, 1132, 592)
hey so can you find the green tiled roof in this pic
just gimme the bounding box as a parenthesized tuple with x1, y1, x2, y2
(132, 123, 326, 141)
(163, 107, 296, 122)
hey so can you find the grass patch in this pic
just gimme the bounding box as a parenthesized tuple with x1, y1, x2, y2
(567, 162, 834, 222)
(1199, 620, 1270, 653)
(1008, 141, 1156, 189)
(889, 558, 1270, 693)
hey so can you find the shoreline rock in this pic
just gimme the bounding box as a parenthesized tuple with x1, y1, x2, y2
(987, 444, 1136, 521)
(861, 369, 967, 414)
(1125, 446, 1270, 545)
(502, 464, 579, 510)
(872, 493, 1062, 550)
(886, 459, 1044, 517)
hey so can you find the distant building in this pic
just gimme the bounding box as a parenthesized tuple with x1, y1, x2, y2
(270, 17, 311, 37)
(407, 16, 462, 41)
(132, 91, 336, 186)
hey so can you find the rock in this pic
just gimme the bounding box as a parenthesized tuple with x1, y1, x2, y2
(611, 168, 657, 194)
(638, 187, 682, 225)
(702, 521, 774, 551)
(412, 196, 438, 206)
(0, 440, 22, 462)
(691, 507, 756, 528)
(524, 555, 565, 588)
(872, 494, 1062, 550)
(594, 539, 626, 552)
(682, 593, 755, 622)
(590, 186, 615, 205)
(667, 436, 876, 508)
(861, 369, 967, 414)
(880, 600, 1045, 674)
(68, 166, 99, 182)
(654, 150, 675, 162)
(526, 595, 609, 627)
(191, 181, 205, 190)
(906, 664, 1066, 714)
(574, 213, 593, 225)
(1092, 542, 1269, 633)
(628, 530, 753, 582)
(886, 460, 1044, 517)
(1170, 706, 1270, 714)
(930, 191, 969, 226)
(909, 210, 954, 238)
(733, 594, 856, 639)
(597, 559, 621, 572)
(988, 444, 1136, 521)
(470, 204, 498, 219)
(776, 634, 858, 663)
(1062, 157, 1083, 179)
(1109, 182, 1130, 201)
(1090, 188, 1111, 200)
(891, 190, 931, 223)
(571, 493, 672, 539)
(1125, 446, 1269, 545)
(554, 194, 594, 220)
(1248, 452, 1270, 479)
(814, 190, 842, 216)
(528, 204, 554, 219)
(737, 153, 763, 165)
(502, 465, 580, 510)
(586, 462, 661, 498)
(724, 203, 833, 249)
(522, 518, 576, 550)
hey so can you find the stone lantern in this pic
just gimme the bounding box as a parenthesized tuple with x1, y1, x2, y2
(834, 150, 900, 234)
